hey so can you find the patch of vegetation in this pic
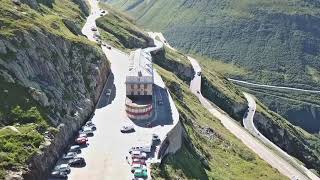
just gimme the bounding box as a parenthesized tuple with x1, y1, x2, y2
(0, 0, 92, 44)
(96, 3, 153, 51)
(0, 110, 46, 179)
(151, 64, 286, 179)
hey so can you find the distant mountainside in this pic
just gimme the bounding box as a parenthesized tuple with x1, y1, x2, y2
(106, 0, 320, 136)
(106, 0, 320, 90)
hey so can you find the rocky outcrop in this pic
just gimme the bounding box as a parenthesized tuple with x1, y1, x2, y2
(152, 49, 194, 83)
(62, 19, 83, 36)
(0, 27, 110, 179)
(201, 76, 247, 121)
(72, 0, 90, 16)
(254, 111, 320, 174)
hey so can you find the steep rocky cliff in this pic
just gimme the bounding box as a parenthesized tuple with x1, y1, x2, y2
(0, 0, 110, 179)
(152, 47, 194, 83)
(254, 106, 320, 174)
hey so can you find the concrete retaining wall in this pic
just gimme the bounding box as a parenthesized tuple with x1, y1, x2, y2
(157, 121, 183, 160)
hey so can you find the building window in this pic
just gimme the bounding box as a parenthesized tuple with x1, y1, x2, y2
(144, 84, 147, 89)
(144, 91, 147, 95)
(131, 84, 134, 89)
(137, 84, 141, 88)
(131, 91, 134, 95)
(138, 91, 140, 95)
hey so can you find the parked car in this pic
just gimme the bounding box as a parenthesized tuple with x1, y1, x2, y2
(75, 137, 88, 145)
(50, 170, 68, 178)
(69, 145, 81, 153)
(120, 125, 135, 133)
(106, 89, 111, 96)
(68, 157, 86, 167)
(132, 158, 146, 165)
(78, 133, 87, 139)
(83, 122, 96, 131)
(107, 46, 112, 50)
(131, 151, 147, 159)
(152, 134, 160, 142)
(197, 72, 201, 76)
(91, 27, 97, 31)
(54, 164, 70, 173)
(134, 168, 148, 178)
(79, 126, 93, 135)
(63, 152, 77, 160)
(101, 10, 106, 13)
(131, 164, 147, 173)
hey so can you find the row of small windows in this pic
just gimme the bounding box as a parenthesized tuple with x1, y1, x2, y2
(126, 105, 152, 113)
(131, 84, 148, 89)
(131, 91, 148, 95)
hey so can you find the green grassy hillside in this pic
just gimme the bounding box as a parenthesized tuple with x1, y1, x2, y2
(106, 0, 320, 90)
(98, 3, 320, 175)
(95, 4, 287, 179)
(151, 64, 286, 180)
(105, 0, 320, 137)
(0, 0, 103, 177)
(96, 3, 154, 51)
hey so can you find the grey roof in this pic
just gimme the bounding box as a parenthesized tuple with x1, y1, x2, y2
(126, 49, 153, 84)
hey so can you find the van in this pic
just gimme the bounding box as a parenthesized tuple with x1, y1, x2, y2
(129, 146, 151, 153)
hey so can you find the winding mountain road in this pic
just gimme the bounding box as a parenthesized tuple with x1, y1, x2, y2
(148, 32, 319, 180)
(243, 93, 320, 180)
(229, 78, 320, 94)
(189, 58, 310, 180)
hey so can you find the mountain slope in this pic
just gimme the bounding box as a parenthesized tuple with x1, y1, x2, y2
(96, 5, 288, 179)
(106, 0, 320, 90)
(0, 0, 110, 178)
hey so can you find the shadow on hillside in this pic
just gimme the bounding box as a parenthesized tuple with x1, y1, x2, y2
(96, 72, 115, 109)
(158, 143, 209, 180)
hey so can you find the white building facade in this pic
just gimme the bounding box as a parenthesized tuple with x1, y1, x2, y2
(125, 49, 154, 120)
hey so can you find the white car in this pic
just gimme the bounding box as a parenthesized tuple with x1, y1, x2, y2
(69, 145, 81, 152)
(79, 126, 93, 135)
(63, 152, 77, 160)
(121, 125, 135, 133)
(131, 150, 147, 159)
(54, 164, 70, 173)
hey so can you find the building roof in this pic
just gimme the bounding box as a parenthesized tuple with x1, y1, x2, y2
(126, 49, 153, 84)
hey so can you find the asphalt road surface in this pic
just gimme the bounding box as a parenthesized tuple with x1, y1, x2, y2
(242, 93, 320, 180)
(229, 78, 320, 94)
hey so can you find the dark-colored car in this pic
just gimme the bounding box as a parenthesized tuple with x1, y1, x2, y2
(68, 157, 86, 167)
